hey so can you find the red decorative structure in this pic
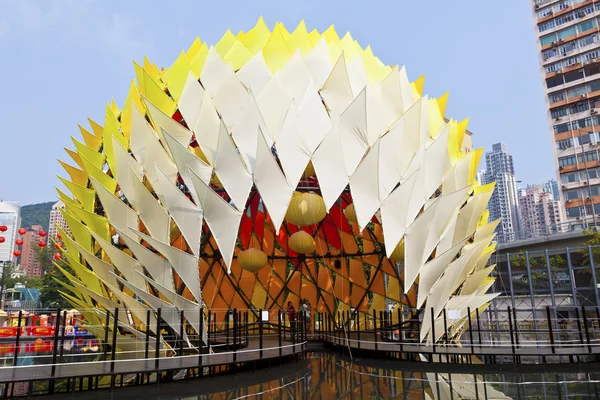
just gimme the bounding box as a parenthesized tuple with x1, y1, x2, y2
(0, 225, 7, 232)
(15, 239, 23, 246)
(13, 250, 21, 257)
(38, 241, 47, 248)
(39, 230, 47, 237)
(0, 237, 4, 244)
(17, 228, 26, 235)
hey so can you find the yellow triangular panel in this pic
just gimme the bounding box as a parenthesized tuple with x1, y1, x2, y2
(189, 42, 209, 77)
(223, 41, 254, 71)
(64, 148, 84, 170)
(72, 138, 104, 168)
(60, 209, 93, 252)
(215, 29, 237, 58)
(79, 154, 117, 194)
(262, 24, 292, 73)
(163, 51, 193, 102)
(58, 160, 88, 187)
(58, 177, 95, 212)
(241, 17, 271, 54)
(78, 125, 102, 150)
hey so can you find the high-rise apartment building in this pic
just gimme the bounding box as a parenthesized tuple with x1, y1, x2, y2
(527, 179, 561, 201)
(0, 201, 21, 263)
(519, 186, 566, 237)
(533, 0, 600, 227)
(48, 201, 70, 241)
(20, 225, 43, 278)
(481, 143, 521, 242)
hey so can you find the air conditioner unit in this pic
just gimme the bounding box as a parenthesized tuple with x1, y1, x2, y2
(577, 217, 582, 220)
(535, 4, 540, 9)
(559, 38, 564, 42)
(555, 117, 562, 121)
(592, 109, 598, 114)
(581, 94, 587, 98)
(584, 181, 589, 185)
(552, 40, 558, 45)
(560, 166, 565, 170)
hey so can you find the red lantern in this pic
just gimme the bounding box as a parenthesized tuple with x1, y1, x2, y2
(15, 239, 23, 246)
(0, 237, 4, 244)
(53, 253, 62, 260)
(55, 242, 63, 249)
(39, 230, 46, 237)
(13, 250, 21, 257)
(18, 228, 26, 235)
(56, 233, 62, 240)
(38, 241, 47, 248)
(0, 225, 6, 232)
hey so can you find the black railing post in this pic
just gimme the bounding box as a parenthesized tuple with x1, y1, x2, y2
(373, 310, 378, 351)
(59, 310, 67, 363)
(145, 309, 151, 360)
(547, 306, 555, 354)
(13, 310, 22, 367)
(398, 307, 403, 353)
(467, 307, 474, 355)
(357, 312, 361, 349)
(110, 307, 119, 388)
(155, 308, 162, 383)
(233, 308, 238, 363)
(198, 307, 204, 370)
(179, 310, 185, 356)
(575, 307, 585, 347)
(278, 309, 282, 357)
(443, 309, 449, 348)
(507, 306, 516, 358)
(207, 310, 212, 349)
(259, 309, 264, 359)
(49, 307, 62, 394)
(475, 308, 483, 347)
(431, 308, 436, 354)
(225, 309, 230, 352)
(512, 307, 520, 349)
(103, 309, 110, 360)
(582, 306, 592, 354)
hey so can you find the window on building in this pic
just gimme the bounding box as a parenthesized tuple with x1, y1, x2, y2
(543, 48, 558, 60)
(566, 206, 583, 217)
(565, 69, 584, 83)
(570, 101, 589, 114)
(578, 18, 597, 34)
(561, 171, 580, 183)
(541, 33, 557, 46)
(550, 92, 566, 103)
(565, 189, 581, 200)
(567, 85, 588, 99)
(556, 13, 575, 27)
(557, 138, 574, 149)
(559, 155, 577, 166)
(579, 133, 594, 145)
(552, 107, 569, 119)
(558, 27, 577, 41)
(572, 117, 593, 129)
(554, 122, 572, 134)
(539, 20, 555, 32)
(547, 75, 564, 88)
(578, 150, 599, 163)
(585, 64, 600, 79)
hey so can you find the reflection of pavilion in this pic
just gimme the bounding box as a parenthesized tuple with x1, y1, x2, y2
(54, 18, 500, 357)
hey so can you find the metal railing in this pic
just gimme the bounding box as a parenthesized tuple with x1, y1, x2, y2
(496, 221, 591, 244)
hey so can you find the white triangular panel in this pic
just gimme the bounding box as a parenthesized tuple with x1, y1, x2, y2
(144, 98, 192, 150)
(339, 88, 369, 176)
(129, 104, 149, 166)
(453, 189, 494, 246)
(311, 118, 349, 211)
(296, 83, 331, 154)
(200, 47, 231, 95)
(111, 137, 143, 209)
(70, 240, 119, 292)
(280, 50, 312, 101)
(116, 228, 175, 292)
(254, 129, 294, 233)
(346, 55, 369, 98)
(133, 229, 202, 304)
(178, 71, 205, 130)
(320, 53, 354, 115)
(349, 140, 381, 231)
(231, 92, 271, 171)
(103, 281, 157, 334)
(188, 168, 242, 273)
(380, 171, 419, 258)
(304, 39, 333, 88)
(131, 171, 170, 243)
(155, 165, 203, 256)
(212, 68, 248, 129)
(256, 73, 291, 143)
(213, 120, 253, 210)
(161, 129, 212, 207)
(275, 104, 311, 189)
(89, 177, 138, 238)
(378, 120, 404, 201)
(237, 51, 273, 95)
(192, 91, 221, 165)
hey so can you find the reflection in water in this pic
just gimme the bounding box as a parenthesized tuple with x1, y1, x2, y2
(150, 353, 599, 400)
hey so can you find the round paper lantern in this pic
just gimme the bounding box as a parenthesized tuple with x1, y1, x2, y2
(15, 239, 23, 246)
(285, 192, 326, 226)
(389, 240, 405, 263)
(38, 241, 47, 248)
(344, 204, 357, 223)
(0, 237, 4, 244)
(53, 253, 63, 260)
(39, 230, 47, 237)
(238, 248, 268, 272)
(288, 231, 316, 254)
(0, 225, 7, 232)
(55, 242, 63, 249)
(18, 228, 26, 235)
(56, 233, 62, 240)
(13, 250, 21, 257)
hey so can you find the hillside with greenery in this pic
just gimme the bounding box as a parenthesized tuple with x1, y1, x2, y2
(20, 201, 54, 229)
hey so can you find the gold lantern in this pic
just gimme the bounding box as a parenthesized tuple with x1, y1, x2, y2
(344, 203, 357, 223)
(389, 240, 405, 263)
(285, 192, 327, 226)
(238, 248, 268, 272)
(302, 161, 316, 179)
(288, 231, 316, 253)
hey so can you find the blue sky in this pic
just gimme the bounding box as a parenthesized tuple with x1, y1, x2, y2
(0, 0, 549, 205)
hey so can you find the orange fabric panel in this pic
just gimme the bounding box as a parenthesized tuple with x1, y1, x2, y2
(199, 259, 211, 281)
(287, 271, 301, 294)
(320, 291, 335, 313)
(272, 259, 287, 280)
(262, 219, 275, 254)
(361, 254, 379, 267)
(339, 231, 359, 254)
(302, 259, 317, 281)
(256, 260, 271, 284)
(379, 258, 397, 276)
(201, 275, 218, 308)
(300, 280, 317, 308)
(350, 286, 366, 309)
(361, 238, 375, 253)
(284, 292, 302, 310)
(238, 270, 256, 298)
(317, 266, 333, 292)
(229, 258, 243, 281)
(348, 258, 367, 288)
(250, 280, 268, 310)
(370, 272, 386, 296)
(333, 276, 350, 304)
(313, 232, 330, 256)
(218, 275, 236, 305)
(229, 295, 246, 311)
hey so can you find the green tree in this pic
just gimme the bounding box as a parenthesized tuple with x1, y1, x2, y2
(508, 251, 565, 283)
(33, 245, 53, 275)
(579, 229, 600, 266)
(39, 260, 74, 308)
